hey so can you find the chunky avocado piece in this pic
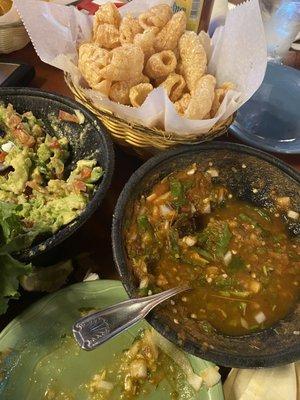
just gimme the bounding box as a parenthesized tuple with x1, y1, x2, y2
(37, 143, 51, 163)
(0, 190, 15, 203)
(68, 159, 103, 184)
(0, 147, 32, 195)
(24, 193, 87, 233)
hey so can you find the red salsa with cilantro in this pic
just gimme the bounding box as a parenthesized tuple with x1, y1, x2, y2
(125, 164, 300, 336)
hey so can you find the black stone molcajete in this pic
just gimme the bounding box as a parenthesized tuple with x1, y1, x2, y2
(0, 88, 114, 263)
(112, 142, 300, 368)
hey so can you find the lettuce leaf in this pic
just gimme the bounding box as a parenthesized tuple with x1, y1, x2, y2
(0, 298, 9, 315)
(0, 231, 40, 254)
(0, 202, 23, 243)
(0, 199, 74, 314)
(0, 254, 32, 314)
(0, 202, 36, 314)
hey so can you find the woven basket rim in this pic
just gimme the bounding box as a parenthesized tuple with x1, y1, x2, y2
(0, 20, 23, 29)
(64, 72, 234, 144)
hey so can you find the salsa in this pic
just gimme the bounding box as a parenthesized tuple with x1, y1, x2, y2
(125, 164, 300, 336)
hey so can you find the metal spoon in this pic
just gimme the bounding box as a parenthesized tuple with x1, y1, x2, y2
(73, 286, 190, 351)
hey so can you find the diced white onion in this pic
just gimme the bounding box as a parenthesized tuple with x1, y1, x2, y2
(187, 373, 203, 392)
(83, 273, 99, 282)
(203, 202, 211, 214)
(287, 210, 299, 220)
(206, 168, 219, 177)
(1, 141, 14, 153)
(129, 359, 147, 379)
(74, 109, 85, 124)
(276, 196, 290, 208)
(223, 250, 232, 266)
(98, 380, 114, 391)
(183, 236, 197, 247)
(240, 317, 249, 329)
(143, 329, 159, 360)
(218, 308, 227, 319)
(187, 168, 196, 175)
(152, 206, 159, 218)
(200, 366, 221, 388)
(159, 204, 173, 217)
(139, 277, 149, 289)
(154, 191, 171, 204)
(146, 193, 157, 202)
(255, 311, 266, 324)
(249, 280, 261, 293)
(124, 375, 132, 392)
(129, 232, 137, 241)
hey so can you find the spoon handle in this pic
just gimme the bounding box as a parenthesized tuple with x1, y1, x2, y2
(73, 286, 189, 350)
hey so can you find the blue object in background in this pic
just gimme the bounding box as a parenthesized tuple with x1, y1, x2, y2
(230, 62, 300, 154)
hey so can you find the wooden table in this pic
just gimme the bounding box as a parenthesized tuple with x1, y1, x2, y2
(1, 42, 300, 334)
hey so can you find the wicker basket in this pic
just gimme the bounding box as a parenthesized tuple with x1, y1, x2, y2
(65, 73, 234, 159)
(0, 21, 30, 54)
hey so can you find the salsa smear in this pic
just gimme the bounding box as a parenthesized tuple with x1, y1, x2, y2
(125, 164, 300, 336)
(86, 328, 219, 400)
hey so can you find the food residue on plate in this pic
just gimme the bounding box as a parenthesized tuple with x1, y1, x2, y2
(35, 328, 219, 400)
(86, 328, 220, 399)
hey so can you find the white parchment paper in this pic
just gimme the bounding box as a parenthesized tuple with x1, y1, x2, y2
(0, 5, 20, 25)
(15, 0, 267, 136)
(0, 0, 73, 26)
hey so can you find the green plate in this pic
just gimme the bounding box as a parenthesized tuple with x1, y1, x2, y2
(0, 280, 224, 400)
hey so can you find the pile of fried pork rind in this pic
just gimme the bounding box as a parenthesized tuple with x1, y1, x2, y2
(78, 3, 235, 120)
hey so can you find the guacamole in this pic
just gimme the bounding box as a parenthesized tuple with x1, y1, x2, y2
(0, 103, 103, 235)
